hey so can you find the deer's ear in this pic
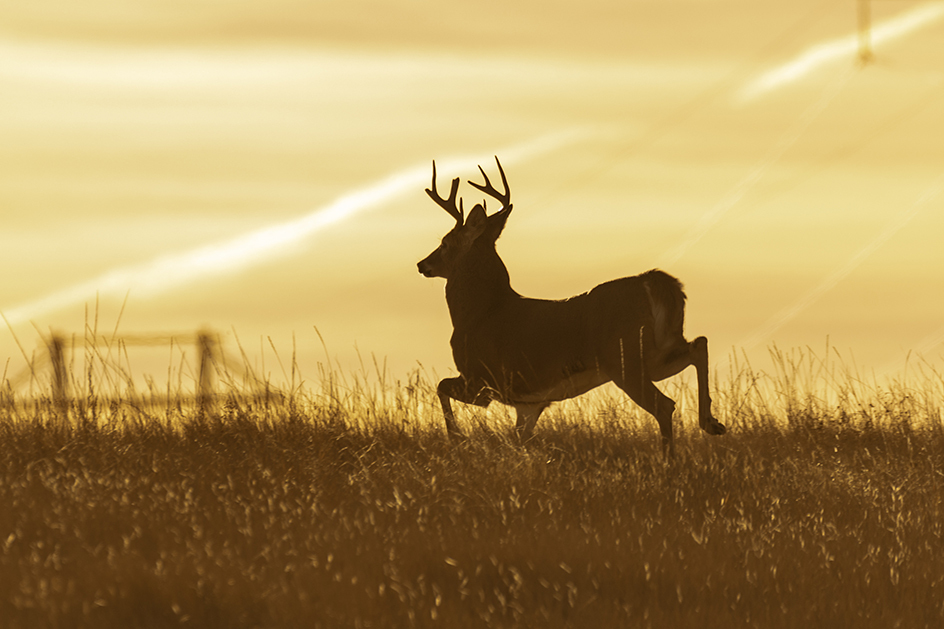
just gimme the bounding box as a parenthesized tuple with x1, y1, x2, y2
(484, 205, 512, 241)
(464, 204, 488, 238)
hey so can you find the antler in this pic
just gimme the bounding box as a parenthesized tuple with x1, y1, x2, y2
(469, 156, 511, 211)
(426, 161, 464, 225)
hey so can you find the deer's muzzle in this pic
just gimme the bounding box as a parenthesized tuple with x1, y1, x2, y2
(417, 259, 435, 277)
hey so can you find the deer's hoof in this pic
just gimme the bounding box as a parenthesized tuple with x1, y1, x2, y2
(704, 421, 726, 436)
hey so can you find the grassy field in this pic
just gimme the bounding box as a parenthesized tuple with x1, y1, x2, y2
(2, 349, 944, 628)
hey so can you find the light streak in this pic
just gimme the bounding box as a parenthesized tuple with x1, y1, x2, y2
(737, 3, 944, 102)
(914, 328, 944, 357)
(739, 173, 944, 350)
(900, 266, 944, 361)
(657, 66, 854, 268)
(660, 2, 943, 268)
(1, 128, 588, 327)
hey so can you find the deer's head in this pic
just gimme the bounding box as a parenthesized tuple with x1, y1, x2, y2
(417, 157, 513, 280)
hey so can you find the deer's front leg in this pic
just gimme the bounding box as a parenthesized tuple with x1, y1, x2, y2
(437, 376, 491, 438)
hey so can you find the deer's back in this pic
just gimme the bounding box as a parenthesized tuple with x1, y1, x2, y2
(451, 269, 684, 400)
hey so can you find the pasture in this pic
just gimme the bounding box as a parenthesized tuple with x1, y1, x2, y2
(1, 349, 943, 628)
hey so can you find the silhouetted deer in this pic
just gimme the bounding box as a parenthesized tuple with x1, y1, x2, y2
(418, 158, 725, 456)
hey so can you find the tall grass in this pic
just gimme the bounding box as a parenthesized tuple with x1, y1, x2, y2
(1, 346, 943, 628)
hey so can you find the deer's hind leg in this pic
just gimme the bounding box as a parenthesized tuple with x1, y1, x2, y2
(606, 336, 678, 457)
(644, 330, 725, 436)
(437, 376, 491, 439)
(613, 375, 677, 458)
(689, 336, 725, 435)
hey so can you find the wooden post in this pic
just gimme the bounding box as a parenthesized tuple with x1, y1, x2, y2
(857, 0, 874, 64)
(197, 330, 216, 414)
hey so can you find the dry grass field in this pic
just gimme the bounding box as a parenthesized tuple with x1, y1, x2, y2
(4, 4, 944, 625)
(2, 348, 944, 628)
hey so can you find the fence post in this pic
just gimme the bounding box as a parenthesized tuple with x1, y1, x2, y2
(197, 330, 217, 414)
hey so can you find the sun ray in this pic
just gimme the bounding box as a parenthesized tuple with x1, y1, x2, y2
(739, 173, 944, 350)
(1, 128, 589, 327)
(658, 66, 854, 268)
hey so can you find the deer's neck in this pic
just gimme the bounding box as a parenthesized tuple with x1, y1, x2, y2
(445, 246, 515, 330)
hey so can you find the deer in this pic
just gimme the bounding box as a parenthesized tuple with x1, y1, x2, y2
(417, 157, 726, 456)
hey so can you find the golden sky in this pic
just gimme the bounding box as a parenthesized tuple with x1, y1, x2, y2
(2, 1, 943, 389)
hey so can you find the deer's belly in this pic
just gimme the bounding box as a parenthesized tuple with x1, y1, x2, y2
(510, 369, 610, 404)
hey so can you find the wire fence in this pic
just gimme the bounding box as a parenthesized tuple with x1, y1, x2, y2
(0, 328, 295, 417)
